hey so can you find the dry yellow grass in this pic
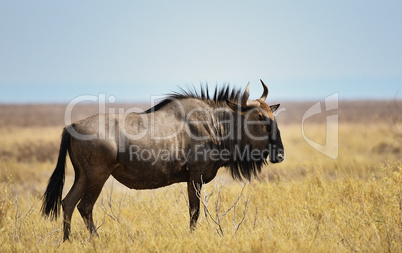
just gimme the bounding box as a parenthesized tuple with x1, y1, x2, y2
(0, 102, 401, 252)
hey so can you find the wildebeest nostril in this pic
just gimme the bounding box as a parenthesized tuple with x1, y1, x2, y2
(277, 153, 285, 162)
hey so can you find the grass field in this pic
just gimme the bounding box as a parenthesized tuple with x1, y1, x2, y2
(0, 100, 401, 252)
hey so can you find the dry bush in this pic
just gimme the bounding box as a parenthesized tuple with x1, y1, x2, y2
(191, 180, 250, 236)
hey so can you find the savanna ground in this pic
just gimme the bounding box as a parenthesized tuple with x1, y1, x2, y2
(0, 99, 401, 252)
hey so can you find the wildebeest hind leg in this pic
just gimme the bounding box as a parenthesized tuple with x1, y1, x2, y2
(61, 172, 86, 241)
(77, 175, 109, 237)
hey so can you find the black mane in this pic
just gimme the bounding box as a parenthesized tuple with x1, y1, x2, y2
(143, 85, 244, 114)
(141, 84, 266, 181)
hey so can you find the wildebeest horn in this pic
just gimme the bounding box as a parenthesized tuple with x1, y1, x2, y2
(241, 82, 250, 107)
(241, 82, 260, 108)
(260, 79, 268, 101)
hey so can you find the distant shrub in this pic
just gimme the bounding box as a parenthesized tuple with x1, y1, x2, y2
(0, 141, 59, 163)
(15, 141, 59, 163)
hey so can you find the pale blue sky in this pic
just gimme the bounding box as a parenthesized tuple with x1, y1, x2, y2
(0, 0, 401, 103)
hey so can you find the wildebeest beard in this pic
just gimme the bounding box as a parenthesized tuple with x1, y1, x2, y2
(214, 113, 271, 181)
(228, 144, 269, 181)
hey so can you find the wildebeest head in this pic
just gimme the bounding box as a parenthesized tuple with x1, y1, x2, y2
(226, 80, 285, 164)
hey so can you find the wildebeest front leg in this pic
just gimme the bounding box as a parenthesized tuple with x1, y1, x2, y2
(187, 178, 201, 230)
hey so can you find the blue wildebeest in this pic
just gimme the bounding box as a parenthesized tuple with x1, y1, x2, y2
(42, 80, 285, 240)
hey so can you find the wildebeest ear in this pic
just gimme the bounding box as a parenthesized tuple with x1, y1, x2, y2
(270, 104, 280, 113)
(226, 100, 242, 112)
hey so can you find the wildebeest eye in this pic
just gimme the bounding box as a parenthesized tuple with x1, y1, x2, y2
(258, 114, 272, 132)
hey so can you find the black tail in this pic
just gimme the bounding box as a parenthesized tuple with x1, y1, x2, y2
(41, 127, 70, 219)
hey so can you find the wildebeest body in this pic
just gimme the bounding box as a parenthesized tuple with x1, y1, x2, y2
(42, 80, 285, 240)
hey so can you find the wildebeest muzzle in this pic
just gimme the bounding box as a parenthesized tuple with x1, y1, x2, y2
(268, 123, 285, 163)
